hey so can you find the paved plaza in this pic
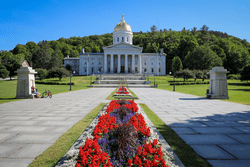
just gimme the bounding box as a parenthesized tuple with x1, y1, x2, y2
(0, 88, 114, 167)
(131, 88, 250, 167)
(0, 87, 250, 167)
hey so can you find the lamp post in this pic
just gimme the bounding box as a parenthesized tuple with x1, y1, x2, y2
(173, 73, 175, 91)
(90, 72, 92, 86)
(154, 72, 155, 86)
(169, 71, 175, 91)
(70, 71, 75, 91)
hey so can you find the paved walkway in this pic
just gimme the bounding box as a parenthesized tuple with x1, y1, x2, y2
(131, 88, 250, 167)
(0, 88, 115, 167)
(1, 88, 250, 167)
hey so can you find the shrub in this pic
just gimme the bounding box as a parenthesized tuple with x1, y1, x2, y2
(227, 74, 241, 80)
(48, 67, 70, 81)
(240, 64, 250, 81)
(0, 64, 9, 79)
(176, 69, 195, 81)
(36, 68, 48, 80)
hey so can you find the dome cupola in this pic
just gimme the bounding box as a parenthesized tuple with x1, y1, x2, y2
(113, 14, 133, 45)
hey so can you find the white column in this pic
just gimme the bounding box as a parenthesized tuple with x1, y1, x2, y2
(104, 54, 107, 74)
(110, 54, 114, 73)
(138, 54, 142, 74)
(118, 54, 121, 74)
(125, 54, 128, 73)
(132, 54, 135, 73)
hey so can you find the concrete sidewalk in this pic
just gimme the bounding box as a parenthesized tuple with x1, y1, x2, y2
(131, 88, 250, 167)
(0, 88, 115, 167)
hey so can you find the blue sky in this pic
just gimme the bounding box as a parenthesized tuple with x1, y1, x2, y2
(1, 0, 249, 51)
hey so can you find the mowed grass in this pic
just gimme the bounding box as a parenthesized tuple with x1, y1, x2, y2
(0, 76, 93, 104)
(28, 103, 106, 167)
(140, 103, 212, 167)
(148, 75, 250, 105)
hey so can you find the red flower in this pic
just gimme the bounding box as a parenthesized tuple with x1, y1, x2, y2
(127, 159, 133, 167)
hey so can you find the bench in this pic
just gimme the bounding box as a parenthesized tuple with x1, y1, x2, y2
(31, 93, 37, 99)
(114, 96, 138, 100)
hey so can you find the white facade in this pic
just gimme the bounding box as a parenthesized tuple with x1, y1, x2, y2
(64, 15, 166, 76)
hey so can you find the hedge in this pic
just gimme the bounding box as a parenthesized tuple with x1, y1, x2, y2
(35, 81, 75, 85)
(170, 81, 210, 85)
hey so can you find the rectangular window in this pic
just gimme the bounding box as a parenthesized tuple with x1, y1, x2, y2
(127, 37, 129, 42)
(92, 67, 94, 73)
(144, 61, 146, 65)
(122, 37, 124, 42)
(159, 68, 161, 73)
(135, 67, 137, 72)
(117, 37, 119, 42)
(152, 68, 154, 73)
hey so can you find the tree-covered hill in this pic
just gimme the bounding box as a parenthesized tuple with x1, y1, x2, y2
(1, 25, 250, 78)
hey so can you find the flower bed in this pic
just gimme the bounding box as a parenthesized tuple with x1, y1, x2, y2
(75, 100, 170, 167)
(113, 87, 132, 96)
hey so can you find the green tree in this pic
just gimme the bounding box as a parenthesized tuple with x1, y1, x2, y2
(36, 69, 48, 80)
(65, 64, 72, 71)
(1, 51, 22, 79)
(150, 25, 158, 32)
(0, 63, 9, 79)
(51, 47, 63, 68)
(184, 45, 223, 70)
(172, 56, 183, 73)
(240, 64, 250, 82)
(176, 69, 195, 81)
(32, 41, 52, 70)
(48, 67, 70, 81)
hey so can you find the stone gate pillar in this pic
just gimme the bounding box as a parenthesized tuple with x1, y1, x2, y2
(15, 67, 37, 99)
(207, 67, 229, 99)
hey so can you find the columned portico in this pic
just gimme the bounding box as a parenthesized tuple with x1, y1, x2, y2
(65, 14, 167, 76)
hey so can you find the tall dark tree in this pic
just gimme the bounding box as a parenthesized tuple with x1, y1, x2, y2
(150, 25, 158, 32)
(240, 64, 250, 81)
(51, 47, 63, 68)
(172, 56, 183, 73)
(32, 41, 52, 70)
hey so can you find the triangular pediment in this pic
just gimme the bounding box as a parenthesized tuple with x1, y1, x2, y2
(103, 42, 143, 51)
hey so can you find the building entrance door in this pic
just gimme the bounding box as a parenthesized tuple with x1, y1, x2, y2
(121, 66, 125, 73)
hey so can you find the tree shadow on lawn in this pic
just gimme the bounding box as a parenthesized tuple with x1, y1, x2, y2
(228, 89, 250, 92)
(228, 83, 250, 86)
(0, 98, 16, 100)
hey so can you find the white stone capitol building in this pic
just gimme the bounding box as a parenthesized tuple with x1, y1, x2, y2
(64, 15, 166, 76)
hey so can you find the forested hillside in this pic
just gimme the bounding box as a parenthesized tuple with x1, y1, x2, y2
(1, 25, 250, 78)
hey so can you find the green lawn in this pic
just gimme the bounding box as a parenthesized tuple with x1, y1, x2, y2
(148, 75, 250, 105)
(0, 76, 93, 104)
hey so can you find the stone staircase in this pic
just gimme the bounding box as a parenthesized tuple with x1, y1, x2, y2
(94, 74, 153, 88)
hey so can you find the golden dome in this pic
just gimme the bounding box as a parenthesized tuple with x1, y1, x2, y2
(114, 22, 132, 32)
